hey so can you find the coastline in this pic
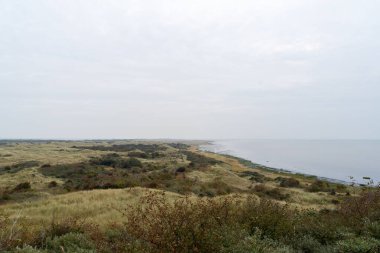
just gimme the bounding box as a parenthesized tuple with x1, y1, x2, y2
(199, 141, 350, 185)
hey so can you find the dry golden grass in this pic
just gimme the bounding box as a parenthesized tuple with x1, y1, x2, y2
(187, 164, 252, 191)
(0, 142, 112, 167)
(0, 187, 182, 230)
(0, 168, 64, 190)
(0, 140, 349, 229)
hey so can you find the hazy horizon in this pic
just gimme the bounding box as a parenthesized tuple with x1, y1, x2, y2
(1, 1, 379, 140)
(1, 138, 380, 142)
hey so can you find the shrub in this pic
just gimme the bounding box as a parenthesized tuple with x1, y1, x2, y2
(198, 178, 233, 197)
(0, 153, 12, 157)
(240, 197, 297, 240)
(89, 153, 121, 167)
(292, 235, 334, 253)
(46, 233, 95, 253)
(182, 151, 220, 169)
(335, 236, 380, 253)
(296, 210, 345, 245)
(336, 184, 347, 192)
(367, 221, 380, 239)
(0, 161, 39, 174)
(123, 192, 245, 253)
(40, 161, 142, 191)
(276, 177, 300, 188)
(338, 191, 380, 229)
(128, 151, 148, 158)
(150, 151, 162, 158)
(307, 180, 330, 192)
(254, 184, 267, 192)
(240, 171, 267, 183)
(221, 229, 294, 253)
(176, 167, 186, 173)
(12, 161, 40, 169)
(4, 188, 380, 252)
(167, 143, 190, 149)
(47, 216, 95, 238)
(146, 182, 158, 188)
(8, 246, 45, 253)
(254, 185, 290, 200)
(13, 182, 31, 192)
(48, 181, 58, 188)
(74, 144, 167, 153)
(1, 191, 11, 201)
(119, 158, 142, 169)
(266, 188, 290, 200)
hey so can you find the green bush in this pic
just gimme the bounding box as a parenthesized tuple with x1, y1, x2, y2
(74, 144, 166, 153)
(240, 171, 267, 183)
(254, 185, 290, 200)
(221, 230, 294, 253)
(240, 197, 297, 240)
(167, 143, 190, 150)
(128, 151, 148, 158)
(90, 154, 143, 169)
(335, 236, 380, 253)
(124, 192, 245, 253)
(199, 178, 233, 197)
(296, 211, 345, 245)
(47, 216, 94, 239)
(182, 151, 220, 169)
(0, 161, 39, 174)
(119, 158, 142, 169)
(276, 177, 300, 188)
(292, 235, 337, 253)
(365, 221, 380, 239)
(89, 153, 122, 167)
(8, 246, 46, 253)
(46, 233, 95, 253)
(307, 180, 330, 192)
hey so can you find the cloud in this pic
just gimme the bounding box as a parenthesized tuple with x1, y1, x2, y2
(0, 0, 379, 139)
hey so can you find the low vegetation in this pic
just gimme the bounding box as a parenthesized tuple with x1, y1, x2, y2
(0, 140, 378, 252)
(1, 190, 380, 252)
(0, 161, 39, 174)
(276, 177, 301, 188)
(73, 143, 167, 153)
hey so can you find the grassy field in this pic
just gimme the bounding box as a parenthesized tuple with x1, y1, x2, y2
(0, 140, 379, 252)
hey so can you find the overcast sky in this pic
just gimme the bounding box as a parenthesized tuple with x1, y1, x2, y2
(0, 0, 379, 139)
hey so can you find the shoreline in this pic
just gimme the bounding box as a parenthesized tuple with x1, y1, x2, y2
(199, 141, 350, 185)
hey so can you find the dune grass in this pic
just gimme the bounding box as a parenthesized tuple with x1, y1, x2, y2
(0, 140, 370, 252)
(0, 187, 181, 229)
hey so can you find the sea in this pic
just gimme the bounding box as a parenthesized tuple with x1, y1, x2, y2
(200, 139, 380, 184)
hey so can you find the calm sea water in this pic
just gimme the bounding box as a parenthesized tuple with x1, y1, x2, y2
(200, 139, 380, 184)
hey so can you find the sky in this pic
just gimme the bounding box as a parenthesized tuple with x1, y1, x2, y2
(0, 0, 379, 139)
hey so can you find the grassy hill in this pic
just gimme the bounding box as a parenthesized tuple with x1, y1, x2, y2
(0, 140, 379, 252)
